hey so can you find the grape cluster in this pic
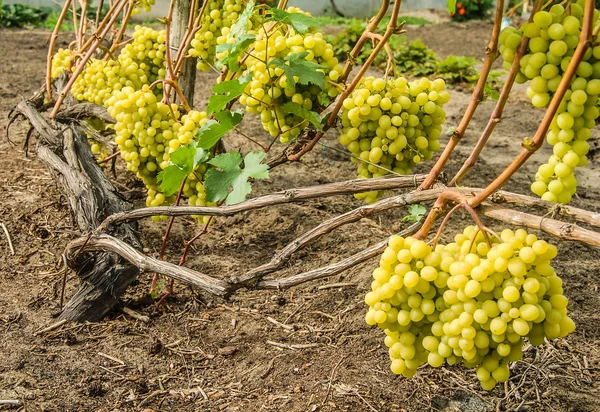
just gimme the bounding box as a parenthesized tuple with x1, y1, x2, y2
(189, 0, 246, 71)
(131, 0, 156, 15)
(72, 26, 167, 106)
(339, 76, 449, 204)
(499, 2, 600, 203)
(51, 48, 72, 79)
(365, 226, 575, 390)
(106, 85, 213, 222)
(236, 11, 343, 143)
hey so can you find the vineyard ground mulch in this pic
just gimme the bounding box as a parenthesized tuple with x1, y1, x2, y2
(1, 22, 600, 412)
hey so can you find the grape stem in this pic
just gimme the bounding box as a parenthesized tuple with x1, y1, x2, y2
(94, 0, 104, 29)
(79, 0, 126, 55)
(468, 0, 595, 208)
(419, 0, 508, 190)
(46, 0, 73, 100)
(67, 195, 600, 297)
(97, 150, 121, 164)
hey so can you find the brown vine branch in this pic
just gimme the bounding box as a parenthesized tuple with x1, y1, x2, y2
(235, 187, 450, 286)
(488, 191, 600, 229)
(46, 0, 73, 100)
(66, 234, 230, 296)
(97, 174, 427, 230)
(254, 222, 422, 290)
(339, 0, 390, 83)
(478, 205, 600, 247)
(450, 1, 541, 186)
(419, 0, 507, 190)
(469, 0, 595, 207)
(50, 0, 129, 118)
(65, 201, 600, 300)
(107, 0, 134, 55)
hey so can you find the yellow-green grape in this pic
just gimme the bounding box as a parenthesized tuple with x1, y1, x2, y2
(365, 226, 574, 390)
(72, 26, 167, 106)
(131, 0, 156, 15)
(499, 3, 600, 204)
(237, 8, 343, 143)
(339, 76, 449, 204)
(84, 118, 110, 162)
(51, 48, 72, 78)
(190, 0, 246, 71)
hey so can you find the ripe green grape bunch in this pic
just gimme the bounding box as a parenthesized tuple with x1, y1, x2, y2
(51, 48, 72, 79)
(236, 8, 344, 143)
(365, 226, 575, 390)
(189, 0, 247, 72)
(106, 85, 214, 223)
(71, 26, 167, 106)
(339, 76, 449, 204)
(499, 1, 600, 204)
(131, 0, 156, 15)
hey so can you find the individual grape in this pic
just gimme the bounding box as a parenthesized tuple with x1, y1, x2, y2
(365, 226, 574, 390)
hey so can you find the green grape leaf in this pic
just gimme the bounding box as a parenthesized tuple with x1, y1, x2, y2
(402, 204, 427, 223)
(318, 93, 331, 108)
(268, 51, 327, 88)
(268, 8, 316, 34)
(215, 0, 256, 71)
(205, 151, 270, 205)
(215, 33, 256, 72)
(447, 0, 457, 13)
(197, 110, 244, 150)
(207, 73, 252, 114)
(230, 0, 254, 38)
(281, 101, 322, 130)
(484, 83, 500, 101)
(157, 142, 208, 196)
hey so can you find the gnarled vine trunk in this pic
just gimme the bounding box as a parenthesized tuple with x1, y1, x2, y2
(14, 99, 142, 321)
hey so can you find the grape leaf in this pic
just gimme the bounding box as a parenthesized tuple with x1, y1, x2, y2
(215, 33, 256, 72)
(230, 0, 255, 38)
(197, 110, 244, 150)
(281, 101, 322, 130)
(205, 151, 270, 205)
(157, 142, 209, 196)
(268, 51, 327, 89)
(268, 8, 316, 34)
(215, 1, 256, 71)
(447, 0, 457, 13)
(207, 73, 252, 114)
(402, 204, 427, 223)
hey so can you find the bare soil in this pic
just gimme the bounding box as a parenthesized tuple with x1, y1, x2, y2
(1, 22, 600, 412)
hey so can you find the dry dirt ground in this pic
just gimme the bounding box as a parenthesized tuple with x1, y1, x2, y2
(1, 21, 600, 412)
